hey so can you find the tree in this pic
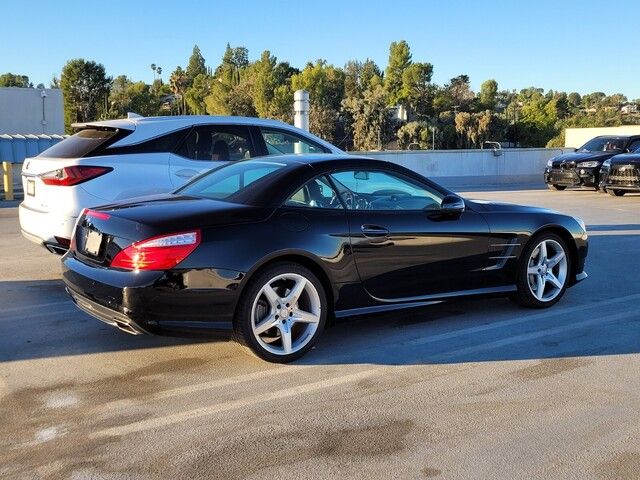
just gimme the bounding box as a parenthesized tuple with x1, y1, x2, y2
(169, 66, 188, 115)
(447, 75, 474, 111)
(342, 85, 392, 150)
(291, 60, 345, 141)
(185, 73, 212, 114)
(186, 45, 207, 85)
(401, 62, 434, 117)
(397, 121, 432, 149)
(479, 79, 498, 110)
(517, 98, 559, 147)
(344, 59, 382, 98)
(60, 59, 111, 131)
(384, 40, 412, 105)
(107, 75, 160, 118)
(0, 73, 32, 88)
(251, 50, 278, 117)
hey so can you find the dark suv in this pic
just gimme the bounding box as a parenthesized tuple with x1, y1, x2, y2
(544, 135, 640, 191)
(600, 144, 640, 196)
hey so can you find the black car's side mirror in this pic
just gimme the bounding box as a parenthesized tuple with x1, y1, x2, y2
(440, 194, 465, 214)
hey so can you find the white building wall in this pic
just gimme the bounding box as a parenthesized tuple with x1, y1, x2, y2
(565, 126, 640, 149)
(0, 87, 64, 135)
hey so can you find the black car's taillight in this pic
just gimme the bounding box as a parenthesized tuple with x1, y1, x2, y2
(110, 231, 201, 271)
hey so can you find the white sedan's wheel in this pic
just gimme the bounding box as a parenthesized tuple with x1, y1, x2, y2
(235, 263, 327, 362)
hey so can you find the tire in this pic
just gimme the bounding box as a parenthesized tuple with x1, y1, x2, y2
(608, 189, 625, 197)
(512, 233, 572, 309)
(234, 262, 327, 363)
(547, 184, 567, 191)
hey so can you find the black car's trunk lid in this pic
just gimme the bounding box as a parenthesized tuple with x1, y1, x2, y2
(72, 194, 273, 268)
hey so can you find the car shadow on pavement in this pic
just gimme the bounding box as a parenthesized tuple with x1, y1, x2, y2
(0, 279, 211, 363)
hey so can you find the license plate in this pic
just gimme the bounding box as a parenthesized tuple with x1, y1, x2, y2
(84, 229, 102, 256)
(26, 179, 35, 196)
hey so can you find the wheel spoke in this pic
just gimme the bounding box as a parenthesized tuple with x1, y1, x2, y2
(547, 251, 565, 268)
(527, 265, 539, 275)
(546, 272, 563, 289)
(254, 313, 279, 335)
(538, 241, 548, 263)
(278, 322, 293, 354)
(535, 274, 545, 299)
(291, 309, 319, 324)
(285, 278, 306, 305)
(262, 284, 281, 309)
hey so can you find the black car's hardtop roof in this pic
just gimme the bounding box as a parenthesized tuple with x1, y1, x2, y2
(248, 153, 384, 168)
(178, 153, 450, 208)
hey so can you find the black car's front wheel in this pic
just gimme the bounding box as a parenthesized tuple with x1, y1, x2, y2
(234, 262, 327, 363)
(547, 184, 567, 191)
(512, 233, 571, 308)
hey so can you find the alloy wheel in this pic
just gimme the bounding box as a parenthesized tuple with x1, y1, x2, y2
(250, 273, 321, 356)
(526, 239, 568, 302)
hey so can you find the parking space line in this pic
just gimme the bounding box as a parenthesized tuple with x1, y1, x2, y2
(92, 367, 383, 438)
(97, 366, 304, 411)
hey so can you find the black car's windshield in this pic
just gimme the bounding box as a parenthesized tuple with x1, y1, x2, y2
(578, 137, 626, 153)
(177, 160, 287, 203)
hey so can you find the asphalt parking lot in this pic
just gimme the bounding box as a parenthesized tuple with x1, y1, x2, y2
(1, 186, 639, 480)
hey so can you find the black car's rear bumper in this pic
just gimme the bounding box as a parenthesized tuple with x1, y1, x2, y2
(544, 168, 598, 187)
(62, 254, 244, 337)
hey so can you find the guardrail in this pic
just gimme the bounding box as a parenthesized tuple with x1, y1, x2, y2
(355, 147, 574, 188)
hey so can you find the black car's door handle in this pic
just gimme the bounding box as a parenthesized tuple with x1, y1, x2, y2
(361, 224, 389, 237)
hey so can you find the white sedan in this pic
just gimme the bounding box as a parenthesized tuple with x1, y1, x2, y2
(19, 115, 343, 253)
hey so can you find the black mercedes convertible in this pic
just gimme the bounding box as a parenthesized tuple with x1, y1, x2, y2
(62, 154, 589, 362)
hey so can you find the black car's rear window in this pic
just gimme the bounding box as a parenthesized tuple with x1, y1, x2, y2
(177, 160, 288, 204)
(39, 128, 127, 158)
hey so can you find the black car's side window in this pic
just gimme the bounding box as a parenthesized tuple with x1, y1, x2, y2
(285, 176, 344, 209)
(329, 170, 444, 211)
(176, 125, 253, 161)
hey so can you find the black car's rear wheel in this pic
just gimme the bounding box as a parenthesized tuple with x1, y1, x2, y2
(608, 189, 625, 196)
(512, 233, 571, 309)
(234, 262, 327, 362)
(548, 184, 567, 191)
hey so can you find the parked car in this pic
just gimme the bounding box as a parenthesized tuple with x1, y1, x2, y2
(599, 145, 640, 196)
(62, 154, 588, 363)
(19, 115, 343, 254)
(544, 135, 640, 191)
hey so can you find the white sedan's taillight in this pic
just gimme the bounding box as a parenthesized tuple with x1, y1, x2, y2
(110, 231, 201, 271)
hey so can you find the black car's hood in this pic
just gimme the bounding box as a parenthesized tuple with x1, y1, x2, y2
(96, 194, 273, 231)
(468, 199, 559, 215)
(552, 151, 618, 164)
(609, 153, 640, 166)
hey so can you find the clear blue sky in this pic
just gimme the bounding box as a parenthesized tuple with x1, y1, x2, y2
(3, 0, 639, 99)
